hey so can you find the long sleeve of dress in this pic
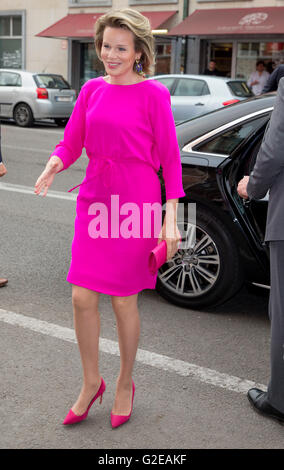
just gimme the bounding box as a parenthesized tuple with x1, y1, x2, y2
(150, 85, 186, 200)
(49, 82, 88, 171)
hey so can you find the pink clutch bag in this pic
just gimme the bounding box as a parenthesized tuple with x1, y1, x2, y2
(148, 240, 167, 275)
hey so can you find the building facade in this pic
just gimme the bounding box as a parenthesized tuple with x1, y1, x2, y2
(1, 0, 284, 90)
(0, 0, 188, 91)
(0, 1, 68, 77)
(169, 1, 284, 80)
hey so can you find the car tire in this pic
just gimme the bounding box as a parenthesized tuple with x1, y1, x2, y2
(54, 118, 68, 127)
(13, 103, 34, 127)
(156, 206, 244, 310)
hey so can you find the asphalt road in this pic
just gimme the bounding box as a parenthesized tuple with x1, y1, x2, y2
(0, 119, 281, 450)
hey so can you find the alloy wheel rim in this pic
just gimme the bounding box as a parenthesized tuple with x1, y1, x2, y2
(15, 106, 29, 124)
(158, 222, 220, 298)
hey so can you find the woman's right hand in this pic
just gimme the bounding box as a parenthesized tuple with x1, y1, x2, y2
(0, 162, 7, 177)
(34, 156, 63, 197)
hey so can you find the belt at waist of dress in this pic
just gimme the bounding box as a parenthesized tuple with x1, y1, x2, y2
(68, 155, 157, 193)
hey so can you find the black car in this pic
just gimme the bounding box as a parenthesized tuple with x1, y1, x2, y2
(157, 93, 276, 310)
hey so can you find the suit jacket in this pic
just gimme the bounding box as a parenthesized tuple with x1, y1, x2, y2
(262, 65, 284, 93)
(247, 77, 284, 241)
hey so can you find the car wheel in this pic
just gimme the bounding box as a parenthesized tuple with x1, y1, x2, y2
(54, 118, 68, 127)
(156, 206, 244, 310)
(13, 103, 34, 127)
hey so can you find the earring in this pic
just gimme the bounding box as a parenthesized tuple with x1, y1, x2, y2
(135, 59, 143, 75)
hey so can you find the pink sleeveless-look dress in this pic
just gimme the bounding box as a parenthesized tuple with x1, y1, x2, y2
(49, 76, 185, 296)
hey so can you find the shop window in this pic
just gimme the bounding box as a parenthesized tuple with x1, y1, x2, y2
(209, 42, 232, 77)
(155, 42, 172, 75)
(0, 17, 10, 36)
(236, 42, 284, 81)
(80, 43, 105, 88)
(0, 15, 23, 69)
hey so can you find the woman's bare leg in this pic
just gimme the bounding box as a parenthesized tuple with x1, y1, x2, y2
(70, 285, 102, 415)
(111, 293, 140, 414)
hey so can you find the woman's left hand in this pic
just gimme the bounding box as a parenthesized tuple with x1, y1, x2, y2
(158, 221, 181, 261)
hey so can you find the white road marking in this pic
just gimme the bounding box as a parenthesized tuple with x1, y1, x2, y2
(0, 182, 77, 200)
(0, 309, 267, 394)
(1, 124, 64, 136)
(2, 144, 51, 154)
(2, 143, 88, 160)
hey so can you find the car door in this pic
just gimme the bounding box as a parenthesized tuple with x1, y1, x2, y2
(0, 71, 21, 117)
(237, 132, 269, 246)
(171, 78, 211, 123)
(214, 114, 271, 260)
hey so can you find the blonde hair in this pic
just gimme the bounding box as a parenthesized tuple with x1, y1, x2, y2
(94, 8, 156, 76)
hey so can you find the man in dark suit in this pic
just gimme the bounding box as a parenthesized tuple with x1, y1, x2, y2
(0, 125, 8, 287)
(262, 64, 284, 93)
(237, 77, 284, 424)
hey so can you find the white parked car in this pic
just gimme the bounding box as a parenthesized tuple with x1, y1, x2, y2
(150, 74, 254, 123)
(0, 69, 76, 127)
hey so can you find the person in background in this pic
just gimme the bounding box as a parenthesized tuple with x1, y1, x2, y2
(204, 60, 220, 76)
(262, 63, 284, 93)
(247, 60, 270, 96)
(0, 125, 8, 288)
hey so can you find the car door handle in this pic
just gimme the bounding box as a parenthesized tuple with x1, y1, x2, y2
(194, 102, 205, 106)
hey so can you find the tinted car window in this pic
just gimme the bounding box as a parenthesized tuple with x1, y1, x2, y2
(193, 115, 268, 155)
(154, 77, 176, 92)
(227, 81, 253, 98)
(0, 71, 21, 86)
(174, 78, 210, 97)
(34, 74, 71, 89)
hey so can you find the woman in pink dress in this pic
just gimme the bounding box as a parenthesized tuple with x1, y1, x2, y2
(34, 8, 185, 428)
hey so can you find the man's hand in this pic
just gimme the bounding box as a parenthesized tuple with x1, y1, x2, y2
(0, 162, 7, 177)
(237, 175, 250, 199)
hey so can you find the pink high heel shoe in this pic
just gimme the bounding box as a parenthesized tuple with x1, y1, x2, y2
(110, 380, 135, 429)
(62, 377, 106, 425)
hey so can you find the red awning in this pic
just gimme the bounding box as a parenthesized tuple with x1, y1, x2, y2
(168, 7, 284, 36)
(37, 11, 177, 39)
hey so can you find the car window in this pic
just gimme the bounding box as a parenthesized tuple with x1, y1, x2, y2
(174, 78, 210, 97)
(193, 115, 268, 155)
(34, 74, 71, 89)
(153, 77, 176, 93)
(227, 81, 253, 98)
(0, 71, 21, 86)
